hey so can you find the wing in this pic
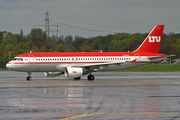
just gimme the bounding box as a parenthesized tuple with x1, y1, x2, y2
(148, 54, 176, 61)
(82, 61, 124, 67)
(66, 58, 137, 69)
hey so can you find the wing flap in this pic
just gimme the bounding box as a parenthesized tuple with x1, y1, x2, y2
(81, 60, 136, 67)
(82, 62, 122, 67)
(148, 54, 175, 61)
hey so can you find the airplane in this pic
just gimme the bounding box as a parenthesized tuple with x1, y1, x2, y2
(6, 25, 168, 81)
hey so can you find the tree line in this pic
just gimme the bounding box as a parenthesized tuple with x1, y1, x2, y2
(0, 28, 179, 68)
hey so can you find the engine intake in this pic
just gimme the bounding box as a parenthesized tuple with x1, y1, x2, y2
(65, 67, 83, 78)
(44, 72, 62, 77)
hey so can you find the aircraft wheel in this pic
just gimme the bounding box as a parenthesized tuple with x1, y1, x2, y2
(26, 77, 31, 81)
(87, 75, 95, 81)
(27, 72, 32, 81)
(74, 77, 81, 80)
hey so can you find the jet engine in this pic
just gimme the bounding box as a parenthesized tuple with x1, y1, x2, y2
(44, 72, 62, 77)
(65, 67, 83, 78)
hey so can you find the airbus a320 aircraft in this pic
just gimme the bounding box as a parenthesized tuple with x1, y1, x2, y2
(7, 25, 168, 81)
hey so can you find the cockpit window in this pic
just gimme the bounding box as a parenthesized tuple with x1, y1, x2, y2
(13, 58, 17, 61)
(12, 58, 23, 61)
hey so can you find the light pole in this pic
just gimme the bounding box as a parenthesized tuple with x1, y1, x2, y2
(7, 51, 12, 61)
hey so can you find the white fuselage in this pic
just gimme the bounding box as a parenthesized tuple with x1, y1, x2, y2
(7, 56, 150, 72)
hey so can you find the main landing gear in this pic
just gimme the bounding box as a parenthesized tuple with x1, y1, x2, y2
(73, 75, 95, 80)
(86, 71, 95, 80)
(87, 74, 95, 81)
(26, 72, 32, 81)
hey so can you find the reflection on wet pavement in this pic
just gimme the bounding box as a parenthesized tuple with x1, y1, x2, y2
(1, 72, 180, 119)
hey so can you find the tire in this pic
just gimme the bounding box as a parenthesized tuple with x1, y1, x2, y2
(74, 77, 81, 80)
(88, 75, 95, 81)
(26, 77, 31, 81)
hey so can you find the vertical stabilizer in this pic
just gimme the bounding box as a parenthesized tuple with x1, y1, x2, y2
(134, 25, 164, 53)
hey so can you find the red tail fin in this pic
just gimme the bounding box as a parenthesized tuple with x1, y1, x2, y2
(134, 25, 164, 53)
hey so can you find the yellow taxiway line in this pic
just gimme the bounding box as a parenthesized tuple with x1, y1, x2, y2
(58, 111, 180, 120)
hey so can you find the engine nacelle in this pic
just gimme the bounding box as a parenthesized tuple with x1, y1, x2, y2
(44, 72, 62, 77)
(65, 67, 83, 78)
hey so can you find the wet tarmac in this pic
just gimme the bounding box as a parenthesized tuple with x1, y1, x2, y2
(1, 71, 180, 120)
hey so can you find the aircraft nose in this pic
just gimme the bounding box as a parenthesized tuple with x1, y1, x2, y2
(6, 62, 13, 69)
(6, 61, 23, 71)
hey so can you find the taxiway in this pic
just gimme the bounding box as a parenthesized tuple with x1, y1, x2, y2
(0, 71, 180, 120)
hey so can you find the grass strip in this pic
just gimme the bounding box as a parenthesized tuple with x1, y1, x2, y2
(121, 64, 180, 72)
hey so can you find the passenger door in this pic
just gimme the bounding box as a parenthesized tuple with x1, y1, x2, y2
(28, 55, 35, 65)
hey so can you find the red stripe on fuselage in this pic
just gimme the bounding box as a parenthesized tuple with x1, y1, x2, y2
(16, 52, 166, 57)
(9, 61, 156, 65)
(9, 62, 108, 64)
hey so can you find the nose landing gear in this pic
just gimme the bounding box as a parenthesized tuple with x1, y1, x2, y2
(26, 72, 32, 81)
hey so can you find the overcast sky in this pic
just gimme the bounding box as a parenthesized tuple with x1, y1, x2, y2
(0, 0, 180, 38)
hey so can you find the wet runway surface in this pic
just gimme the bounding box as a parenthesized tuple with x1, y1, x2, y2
(1, 71, 180, 120)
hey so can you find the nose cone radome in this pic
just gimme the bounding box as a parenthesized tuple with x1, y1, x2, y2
(6, 61, 24, 71)
(6, 62, 13, 69)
